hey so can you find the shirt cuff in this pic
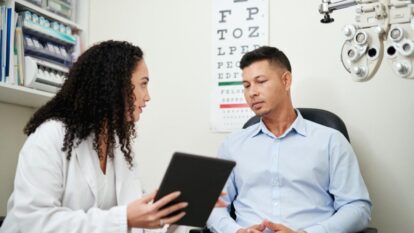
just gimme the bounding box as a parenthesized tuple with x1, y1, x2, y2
(144, 225, 169, 232)
(304, 224, 328, 233)
(112, 205, 129, 233)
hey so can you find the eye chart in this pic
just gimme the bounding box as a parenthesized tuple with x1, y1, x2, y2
(211, 0, 269, 132)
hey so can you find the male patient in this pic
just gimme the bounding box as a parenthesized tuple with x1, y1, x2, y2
(207, 46, 372, 233)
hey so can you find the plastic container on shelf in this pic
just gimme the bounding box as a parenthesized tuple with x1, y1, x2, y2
(20, 10, 76, 45)
(44, 0, 72, 19)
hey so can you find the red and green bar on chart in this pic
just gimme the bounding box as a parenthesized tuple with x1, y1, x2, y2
(219, 81, 249, 109)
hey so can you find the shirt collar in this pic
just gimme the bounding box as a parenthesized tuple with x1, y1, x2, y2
(251, 109, 307, 139)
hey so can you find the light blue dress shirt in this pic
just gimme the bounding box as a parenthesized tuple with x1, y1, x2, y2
(207, 110, 372, 233)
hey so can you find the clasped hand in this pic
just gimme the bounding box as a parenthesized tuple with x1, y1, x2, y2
(237, 220, 305, 233)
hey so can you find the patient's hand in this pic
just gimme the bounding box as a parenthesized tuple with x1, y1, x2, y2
(214, 192, 228, 208)
(236, 223, 266, 233)
(263, 220, 305, 233)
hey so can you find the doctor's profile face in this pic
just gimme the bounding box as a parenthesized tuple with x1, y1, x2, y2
(130, 60, 151, 122)
(242, 60, 292, 117)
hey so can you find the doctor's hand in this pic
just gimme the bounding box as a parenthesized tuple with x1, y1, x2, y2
(236, 223, 266, 233)
(126, 190, 188, 229)
(263, 220, 306, 233)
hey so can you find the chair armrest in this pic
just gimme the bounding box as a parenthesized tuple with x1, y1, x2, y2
(0, 216, 5, 227)
(189, 228, 211, 233)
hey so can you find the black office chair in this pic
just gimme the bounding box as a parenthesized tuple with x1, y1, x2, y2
(244, 108, 350, 142)
(190, 108, 377, 233)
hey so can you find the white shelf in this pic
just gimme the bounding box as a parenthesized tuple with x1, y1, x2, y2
(0, 82, 53, 108)
(15, 0, 82, 31)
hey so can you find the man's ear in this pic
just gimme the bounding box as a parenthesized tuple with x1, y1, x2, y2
(281, 71, 292, 91)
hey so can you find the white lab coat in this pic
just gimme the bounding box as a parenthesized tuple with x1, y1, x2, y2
(0, 120, 164, 233)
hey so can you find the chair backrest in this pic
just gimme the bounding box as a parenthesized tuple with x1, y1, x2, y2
(242, 108, 350, 142)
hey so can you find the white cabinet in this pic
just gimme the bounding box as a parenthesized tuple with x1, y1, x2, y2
(0, 0, 89, 216)
(0, 0, 89, 108)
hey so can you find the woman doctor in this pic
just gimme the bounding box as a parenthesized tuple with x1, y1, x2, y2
(0, 40, 195, 233)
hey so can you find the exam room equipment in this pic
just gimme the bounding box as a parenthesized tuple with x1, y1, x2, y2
(319, 0, 414, 81)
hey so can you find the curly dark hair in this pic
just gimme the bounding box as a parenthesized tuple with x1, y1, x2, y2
(24, 40, 144, 167)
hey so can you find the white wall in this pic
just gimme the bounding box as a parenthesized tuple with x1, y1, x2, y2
(0, 103, 34, 215)
(89, 0, 414, 232)
(89, 0, 228, 188)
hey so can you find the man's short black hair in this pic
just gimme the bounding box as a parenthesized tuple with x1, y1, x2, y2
(239, 46, 292, 72)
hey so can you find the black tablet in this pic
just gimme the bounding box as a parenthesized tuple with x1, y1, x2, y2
(154, 152, 236, 227)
